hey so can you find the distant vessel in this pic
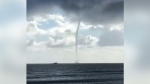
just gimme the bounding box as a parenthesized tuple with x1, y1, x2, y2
(53, 62, 58, 64)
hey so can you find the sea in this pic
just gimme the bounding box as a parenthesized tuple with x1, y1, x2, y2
(27, 64, 123, 84)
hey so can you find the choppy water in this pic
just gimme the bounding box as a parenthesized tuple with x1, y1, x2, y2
(27, 64, 123, 84)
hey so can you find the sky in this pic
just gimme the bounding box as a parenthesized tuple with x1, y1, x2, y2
(27, 0, 124, 63)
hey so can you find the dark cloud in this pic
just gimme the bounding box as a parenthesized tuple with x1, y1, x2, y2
(27, 0, 123, 25)
(98, 30, 124, 46)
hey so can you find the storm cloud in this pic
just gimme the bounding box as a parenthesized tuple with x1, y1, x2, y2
(27, 0, 123, 25)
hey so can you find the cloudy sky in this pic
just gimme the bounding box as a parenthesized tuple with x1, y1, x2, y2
(27, 0, 124, 63)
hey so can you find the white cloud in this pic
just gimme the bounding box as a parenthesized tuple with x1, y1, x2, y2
(80, 23, 104, 31)
(78, 35, 99, 46)
(47, 36, 75, 48)
(27, 34, 99, 49)
(27, 13, 124, 48)
(33, 14, 65, 25)
(27, 14, 77, 40)
(110, 24, 124, 31)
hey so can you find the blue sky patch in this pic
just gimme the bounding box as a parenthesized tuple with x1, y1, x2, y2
(38, 20, 58, 30)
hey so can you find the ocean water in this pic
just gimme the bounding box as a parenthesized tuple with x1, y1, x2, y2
(27, 64, 123, 84)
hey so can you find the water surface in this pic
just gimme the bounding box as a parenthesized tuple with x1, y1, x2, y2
(27, 64, 123, 84)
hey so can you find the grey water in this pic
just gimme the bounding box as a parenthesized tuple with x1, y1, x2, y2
(27, 64, 123, 84)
